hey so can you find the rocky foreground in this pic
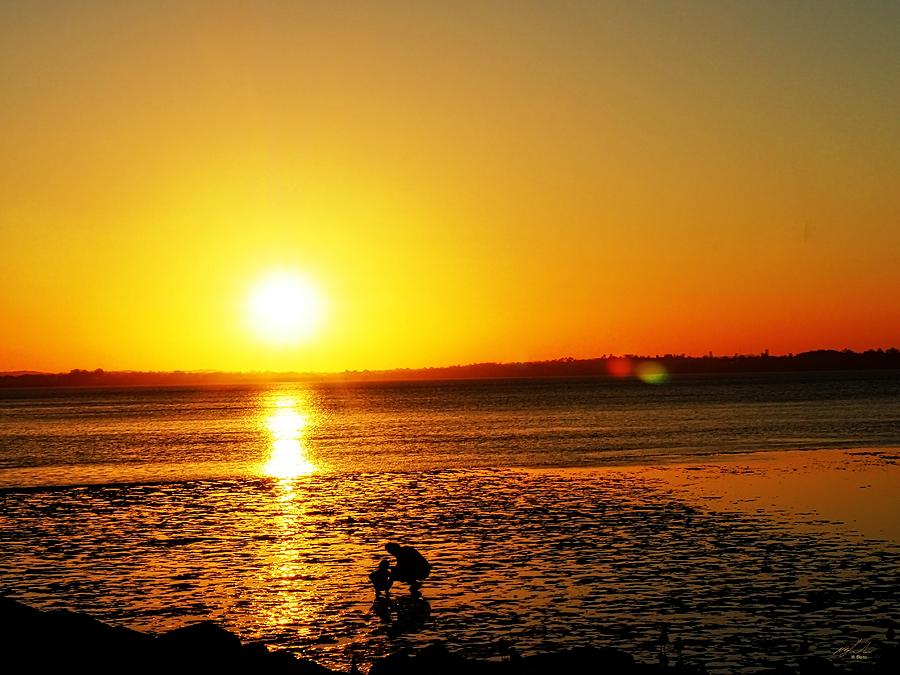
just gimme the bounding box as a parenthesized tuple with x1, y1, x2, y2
(0, 597, 896, 675)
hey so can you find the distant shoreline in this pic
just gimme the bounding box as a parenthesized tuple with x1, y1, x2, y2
(2, 348, 900, 388)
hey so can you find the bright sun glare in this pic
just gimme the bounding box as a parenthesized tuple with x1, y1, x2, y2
(262, 395, 317, 478)
(247, 272, 324, 345)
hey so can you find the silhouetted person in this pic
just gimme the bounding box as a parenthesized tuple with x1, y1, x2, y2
(369, 558, 393, 597)
(385, 542, 431, 594)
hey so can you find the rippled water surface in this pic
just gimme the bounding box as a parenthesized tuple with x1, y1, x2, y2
(1, 374, 899, 672)
(2, 373, 899, 486)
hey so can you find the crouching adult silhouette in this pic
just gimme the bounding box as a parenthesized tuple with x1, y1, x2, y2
(385, 542, 431, 595)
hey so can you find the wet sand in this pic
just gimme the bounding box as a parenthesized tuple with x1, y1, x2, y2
(625, 449, 900, 542)
(2, 448, 898, 673)
(539, 448, 900, 542)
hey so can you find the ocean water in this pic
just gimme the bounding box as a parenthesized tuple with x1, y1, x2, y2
(1, 371, 899, 487)
(1, 372, 899, 672)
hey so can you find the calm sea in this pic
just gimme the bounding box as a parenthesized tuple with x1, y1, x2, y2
(1, 371, 898, 488)
(2, 372, 899, 672)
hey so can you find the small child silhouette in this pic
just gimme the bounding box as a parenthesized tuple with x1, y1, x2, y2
(369, 559, 393, 597)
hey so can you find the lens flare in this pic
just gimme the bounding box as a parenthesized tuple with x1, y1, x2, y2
(635, 360, 669, 384)
(606, 357, 633, 378)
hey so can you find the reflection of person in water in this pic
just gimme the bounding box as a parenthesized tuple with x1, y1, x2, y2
(389, 593, 430, 636)
(370, 593, 431, 637)
(371, 595, 393, 625)
(368, 559, 393, 598)
(385, 542, 431, 595)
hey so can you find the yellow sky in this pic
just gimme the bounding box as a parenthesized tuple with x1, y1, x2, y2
(2, 1, 899, 372)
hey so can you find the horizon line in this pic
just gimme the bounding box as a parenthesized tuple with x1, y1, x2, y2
(3, 346, 899, 379)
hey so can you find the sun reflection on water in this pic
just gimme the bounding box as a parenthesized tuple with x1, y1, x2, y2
(256, 392, 320, 633)
(261, 394, 318, 479)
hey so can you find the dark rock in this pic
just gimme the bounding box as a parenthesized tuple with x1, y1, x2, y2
(523, 646, 636, 673)
(797, 655, 841, 674)
(369, 642, 494, 675)
(751, 662, 795, 675)
(0, 597, 154, 673)
(877, 643, 900, 671)
(0, 597, 340, 675)
(290, 655, 340, 675)
(157, 620, 243, 657)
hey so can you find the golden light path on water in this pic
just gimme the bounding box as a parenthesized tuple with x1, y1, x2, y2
(258, 392, 321, 633)
(261, 394, 318, 479)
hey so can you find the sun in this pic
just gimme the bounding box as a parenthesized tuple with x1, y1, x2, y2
(247, 272, 324, 345)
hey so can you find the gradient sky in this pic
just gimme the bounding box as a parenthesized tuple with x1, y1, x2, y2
(2, 1, 899, 372)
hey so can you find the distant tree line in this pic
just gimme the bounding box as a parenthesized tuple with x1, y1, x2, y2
(2, 348, 899, 388)
(0, 369, 302, 389)
(337, 348, 900, 381)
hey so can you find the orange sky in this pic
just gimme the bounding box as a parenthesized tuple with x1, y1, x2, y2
(2, 1, 899, 372)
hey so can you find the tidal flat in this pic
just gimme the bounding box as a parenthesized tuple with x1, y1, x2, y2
(2, 449, 898, 673)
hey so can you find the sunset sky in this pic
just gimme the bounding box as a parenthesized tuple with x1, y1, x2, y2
(2, 1, 898, 373)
